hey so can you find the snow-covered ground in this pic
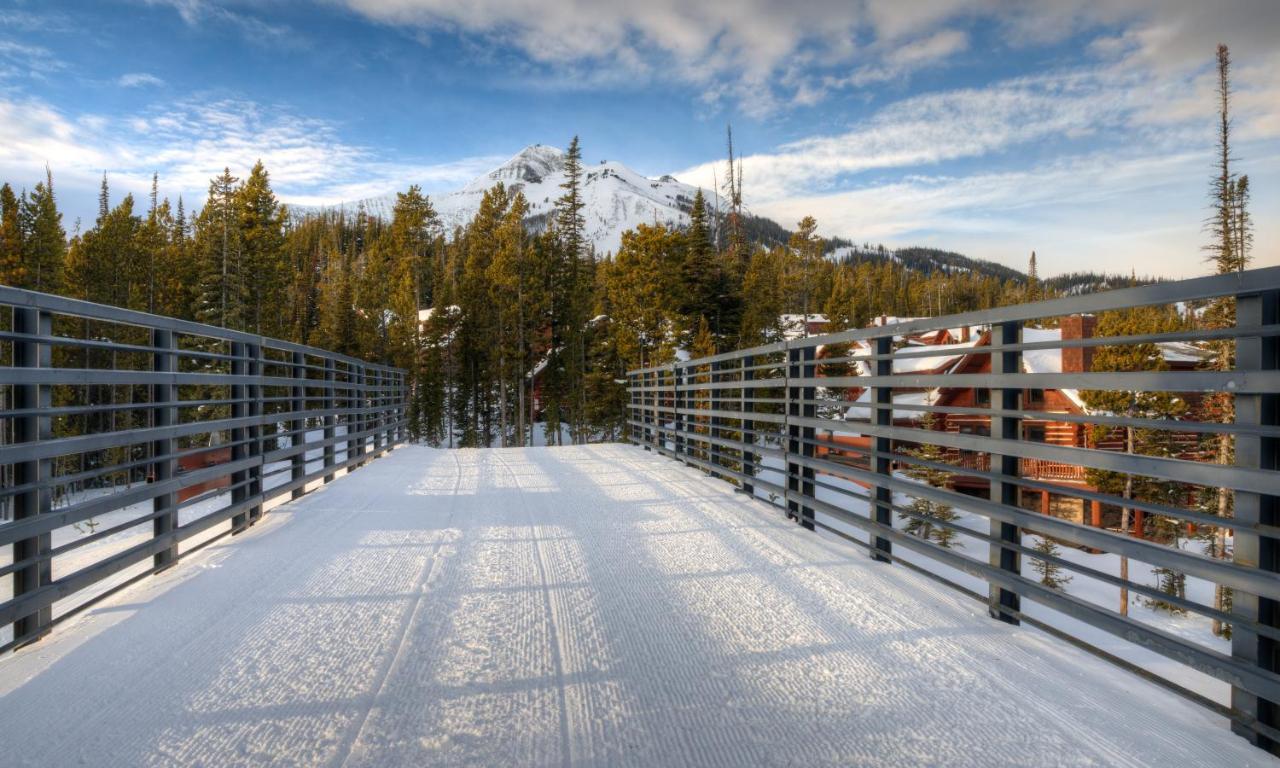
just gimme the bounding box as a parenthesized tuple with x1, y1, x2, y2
(0, 444, 1269, 766)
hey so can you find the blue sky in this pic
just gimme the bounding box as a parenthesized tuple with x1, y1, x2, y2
(0, 0, 1276, 276)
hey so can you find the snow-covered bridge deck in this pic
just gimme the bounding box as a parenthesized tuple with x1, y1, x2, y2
(0, 444, 1267, 767)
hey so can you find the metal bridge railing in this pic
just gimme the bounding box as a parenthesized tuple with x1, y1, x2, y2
(0, 286, 408, 652)
(627, 266, 1280, 752)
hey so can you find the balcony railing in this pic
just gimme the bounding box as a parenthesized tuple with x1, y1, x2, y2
(627, 266, 1280, 753)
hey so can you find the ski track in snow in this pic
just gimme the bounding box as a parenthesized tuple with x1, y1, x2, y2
(0, 444, 1271, 767)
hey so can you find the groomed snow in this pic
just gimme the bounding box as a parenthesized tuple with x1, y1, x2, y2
(0, 444, 1271, 767)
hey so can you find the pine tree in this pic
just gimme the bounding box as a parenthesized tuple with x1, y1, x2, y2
(787, 216, 823, 333)
(0, 183, 25, 287)
(21, 169, 66, 294)
(679, 189, 724, 342)
(551, 136, 591, 444)
(1026, 251, 1040, 301)
(194, 168, 243, 328)
(1200, 44, 1251, 635)
(1031, 536, 1072, 589)
(901, 412, 960, 548)
(237, 161, 288, 336)
(739, 247, 786, 345)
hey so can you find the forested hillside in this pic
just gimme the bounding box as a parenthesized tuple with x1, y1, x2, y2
(0, 139, 1057, 448)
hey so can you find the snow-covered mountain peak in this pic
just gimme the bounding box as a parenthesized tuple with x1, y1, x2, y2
(470, 144, 566, 190)
(433, 146, 717, 255)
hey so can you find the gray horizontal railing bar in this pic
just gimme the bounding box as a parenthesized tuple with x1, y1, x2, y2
(0, 405, 398, 466)
(821, 431, 1280, 537)
(799, 414, 1277, 495)
(793, 370, 1280, 394)
(809, 397, 1280, 440)
(809, 323, 1280, 364)
(0, 367, 402, 390)
(796, 266, 1280, 347)
(799, 454, 1274, 638)
(0, 285, 400, 371)
(793, 448, 1280, 632)
(787, 448, 1280, 601)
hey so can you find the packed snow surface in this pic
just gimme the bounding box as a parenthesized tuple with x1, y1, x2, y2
(0, 444, 1269, 767)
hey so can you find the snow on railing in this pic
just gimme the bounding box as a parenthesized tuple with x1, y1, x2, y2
(627, 266, 1280, 753)
(0, 286, 408, 652)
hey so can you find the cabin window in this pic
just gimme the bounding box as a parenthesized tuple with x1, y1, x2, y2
(959, 423, 990, 437)
(975, 388, 990, 407)
(1024, 424, 1046, 443)
(1026, 389, 1045, 406)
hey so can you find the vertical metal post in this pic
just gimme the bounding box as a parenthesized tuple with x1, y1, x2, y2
(799, 346, 816, 530)
(709, 360, 722, 470)
(375, 368, 385, 453)
(741, 354, 755, 497)
(151, 328, 178, 570)
(230, 341, 250, 534)
(786, 345, 802, 524)
(323, 358, 336, 482)
(674, 364, 686, 460)
(291, 350, 306, 500)
(12, 307, 52, 645)
(345, 364, 357, 468)
(989, 320, 1022, 624)
(356, 364, 367, 466)
(871, 335, 893, 562)
(246, 342, 263, 524)
(1233, 288, 1280, 750)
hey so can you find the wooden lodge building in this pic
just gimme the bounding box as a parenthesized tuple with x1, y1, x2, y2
(819, 314, 1208, 535)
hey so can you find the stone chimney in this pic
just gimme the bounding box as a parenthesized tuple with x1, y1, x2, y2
(1060, 314, 1096, 373)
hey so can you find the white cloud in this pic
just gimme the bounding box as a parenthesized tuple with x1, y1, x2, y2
(118, 72, 165, 88)
(326, 0, 1278, 113)
(0, 94, 500, 215)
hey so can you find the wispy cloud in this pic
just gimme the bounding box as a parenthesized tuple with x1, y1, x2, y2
(330, 0, 1278, 114)
(0, 93, 499, 209)
(143, 0, 301, 47)
(118, 72, 165, 88)
(0, 39, 65, 81)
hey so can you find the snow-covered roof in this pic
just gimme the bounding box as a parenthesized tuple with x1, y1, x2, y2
(780, 314, 830, 341)
(418, 305, 460, 324)
(1156, 341, 1208, 364)
(842, 389, 933, 422)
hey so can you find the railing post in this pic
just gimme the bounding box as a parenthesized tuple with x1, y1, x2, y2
(786, 344, 815, 528)
(989, 320, 1022, 624)
(291, 350, 306, 500)
(345, 363, 357, 468)
(741, 353, 755, 497)
(151, 328, 178, 570)
(674, 364, 686, 460)
(1232, 288, 1280, 750)
(246, 342, 264, 524)
(230, 341, 250, 534)
(800, 346, 816, 530)
(12, 306, 52, 645)
(357, 363, 368, 465)
(710, 360, 722, 471)
(323, 358, 336, 482)
(870, 335, 893, 562)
